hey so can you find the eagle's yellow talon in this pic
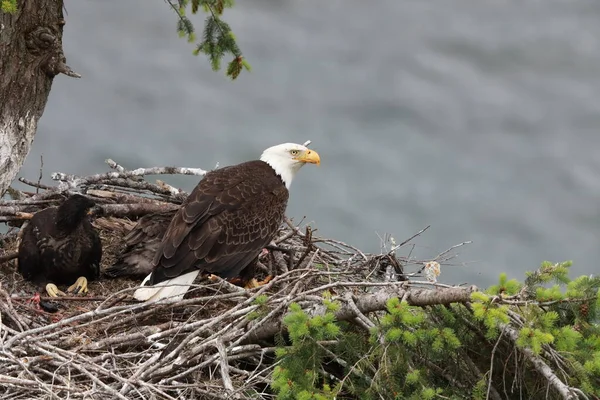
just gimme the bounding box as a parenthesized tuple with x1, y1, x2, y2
(46, 283, 66, 297)
(244, 275, 273, 289)
(67, 276, 88, 295)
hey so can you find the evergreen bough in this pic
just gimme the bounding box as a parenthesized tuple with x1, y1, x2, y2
(171, 0, 251, 79)
(271, 261, 600, 399)
(1, 0, 17, 14)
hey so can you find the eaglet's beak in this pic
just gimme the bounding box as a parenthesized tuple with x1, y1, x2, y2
(87, 205, 104, 217)
(295, 149, 321, 166)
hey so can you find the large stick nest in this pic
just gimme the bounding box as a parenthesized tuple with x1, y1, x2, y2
(0, 160, 509, 399)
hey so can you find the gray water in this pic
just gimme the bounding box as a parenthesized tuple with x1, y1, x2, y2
(15, 0, 600, 287)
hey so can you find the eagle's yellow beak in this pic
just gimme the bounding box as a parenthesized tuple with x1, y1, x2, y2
(296, 149, 321, 166)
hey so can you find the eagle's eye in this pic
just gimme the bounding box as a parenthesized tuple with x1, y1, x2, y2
(290, 149, 300, 156)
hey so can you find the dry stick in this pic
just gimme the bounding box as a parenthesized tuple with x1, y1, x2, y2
(0, 252, 18, 263)
(0, 205, 36, 215)
(36, 155, 44, 194)
(119, 302, 258, 394)
(93, 178, 185, 199)
(394, 224, 431, 249)
(18, 177, 54, 191)
(97, 202, 179, 218)
(11, 295, 139, 303)
(51, 165, 207, 183)
(150, 273, 314, 384)
(33, 344, 131, 400)
(105, 158, 126, 173)
(501, 323, 578, 400)
(160, 341, 237, 385)
(343, 292, 375, 331)
(44, 292, 246, 347)
(0, 215, 32, 222)
(0, 288, 28, 332)
(215, 340, 234, 394)
(0, 199, 58, 206)
(317, 238, 368, 260)
(0, 353, 62, 399)
(434, 240, 473, 260)
(231, 269, 314, 348)
(0, 375, 72, 395)
(487, 327, 506, 400)
(147, 303, 257, 365)
(85, 324, 170, 352)
(4, 301, 154, 348)
(88, 189, 171, 205)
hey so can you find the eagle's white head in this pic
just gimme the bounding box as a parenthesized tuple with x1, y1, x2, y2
(260, 143, 321, 189)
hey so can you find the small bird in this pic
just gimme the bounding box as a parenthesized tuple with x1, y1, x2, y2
(104, 210, 175, 279)
(17, 194, 102, 297)
(133, 142, 320, 303)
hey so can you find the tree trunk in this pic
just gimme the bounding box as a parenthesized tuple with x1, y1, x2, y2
(0, 0, 79, 197)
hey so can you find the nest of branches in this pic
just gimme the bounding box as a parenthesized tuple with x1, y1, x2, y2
(0, 159, 588, 400)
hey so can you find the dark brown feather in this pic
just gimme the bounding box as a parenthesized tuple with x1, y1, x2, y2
(104, 211, 175, 279)
(17, 194, 102, 286)
(148, 160, 288, 285)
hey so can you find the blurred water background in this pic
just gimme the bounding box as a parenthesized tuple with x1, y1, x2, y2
(14, 0, 600, 286)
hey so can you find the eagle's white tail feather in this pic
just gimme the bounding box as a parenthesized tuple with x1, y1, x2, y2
(133, 270, 200, 302)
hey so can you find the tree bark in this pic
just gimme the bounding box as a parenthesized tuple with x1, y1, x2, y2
(0, 0, 79, 197)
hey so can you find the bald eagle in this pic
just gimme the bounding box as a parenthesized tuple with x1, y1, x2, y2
(17, 194, 102, 297)
(133, 143, 320, 302)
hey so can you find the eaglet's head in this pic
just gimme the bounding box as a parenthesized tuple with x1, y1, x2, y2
(260, 143, 320, 189)
(57, 194, 102, 229)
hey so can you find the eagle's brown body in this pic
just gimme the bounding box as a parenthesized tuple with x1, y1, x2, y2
(148, 160, 289, 285)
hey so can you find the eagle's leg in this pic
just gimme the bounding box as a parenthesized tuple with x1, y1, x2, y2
(66, 276, 89, 295)
(46, 283, 66, 297)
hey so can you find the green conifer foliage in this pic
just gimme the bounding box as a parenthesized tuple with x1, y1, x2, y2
(271, 298, 342, 399)
(170, 0, 251, 79)
(1, 0, 17, 14)
(270, 261, 599, 399)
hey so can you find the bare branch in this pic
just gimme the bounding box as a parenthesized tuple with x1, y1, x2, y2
(502, 324, 578, 400)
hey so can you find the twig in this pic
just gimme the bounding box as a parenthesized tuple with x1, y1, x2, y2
(434, 240, 473, 260)
(37, 155, 43, 194)
(18, 177, 54, 191)
(0, 252, 18, 263)
(487, 327, 505, 400)
(394, 225, 430, 250)
(502, 323, 578, 399)
(51, 165, 207, 184)
(215, 340, 234, 394)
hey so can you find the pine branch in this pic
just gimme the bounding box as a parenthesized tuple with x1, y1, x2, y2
(167, 0, 250, 79)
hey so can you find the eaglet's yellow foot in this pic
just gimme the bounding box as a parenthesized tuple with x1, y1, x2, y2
(45, 283, 66, 298)
(66, 276, 89, 295)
